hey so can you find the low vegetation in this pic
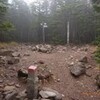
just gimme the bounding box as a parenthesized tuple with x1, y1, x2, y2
(0, 42, 18, 48)
(95, 47, 100, 63)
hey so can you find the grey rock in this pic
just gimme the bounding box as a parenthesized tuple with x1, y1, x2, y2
(0, 92, 3, 100)
(7, 57, 19, 64)
(0, 56, 6, 66)
(70, 63, 86, 77)
(36, 44, 52, 53)
(40, 87, 62, 100)
(16, 89, 27, 100)
(0, 84, 4, 88)
(3, 90, 13, 97)
(95, 74, 100, 88)
(32, 47, 37, 51)
(39, 47, 48, 53)
(24, 53, 30, 56)
(0, 79, 3, 83)
(5, 91, 18, 100)
(4, 86, 16, 92)
(11, 52, 20, 57)
(15, 84, 20, 88)
(79, 56, 88, 63)
(39, 90, 56, 99)
(33, 99, 39, 100)
(7, 82, 15, 86)
(41, 99, 51, 100)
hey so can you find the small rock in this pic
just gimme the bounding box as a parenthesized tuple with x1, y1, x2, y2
(24, 98, 28, 100)
(86, 65, 91, 69)
(5, 91, 18, 100)
(84, 48, 88, 51)
(15, 84, 20, 88)
(7, 57, 19, 65)
(0, 84, 4, 88)
(0, 79, 3, 83)
(17, 69, 28, 78)
(31, 47, 37, 51)
(38, 60, 45, 64)
(0, 92, 3, 99)
(4, 86, 16, 92)
(39, 47, 48, 53)
(11, 52, 20, 57)
(40, 87, 62, 100)
(72, 46, 77, 50)
(40, 99, 51, 100)
(24, 53, 30, 56)
(69, 56, 73, 60)
(7, 82, 15, 86)
(3, 90, 13, 97)
(57, 79, 60, 82)
(17, 89, 27, 99)
(39, 90, 56, 99)
(68, 62, 74, 67)
(95, 74, 100, 88)
(79, 56, 88, 63)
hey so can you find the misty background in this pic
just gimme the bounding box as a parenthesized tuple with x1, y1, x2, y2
(0, 0, 100, 44)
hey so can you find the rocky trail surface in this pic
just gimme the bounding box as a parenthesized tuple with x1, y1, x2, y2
(0, 44, 100, 100)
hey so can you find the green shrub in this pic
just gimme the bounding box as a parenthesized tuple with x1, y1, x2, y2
(93, 35, 100, 46)
(95, 46, 100, 63)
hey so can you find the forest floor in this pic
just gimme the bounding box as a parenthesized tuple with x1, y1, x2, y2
(0, 44, 100, 100)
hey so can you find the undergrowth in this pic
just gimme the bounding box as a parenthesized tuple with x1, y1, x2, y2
(0, 42, 18, 48)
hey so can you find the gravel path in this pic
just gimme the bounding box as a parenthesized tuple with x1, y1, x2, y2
(0, 44, 100, 100)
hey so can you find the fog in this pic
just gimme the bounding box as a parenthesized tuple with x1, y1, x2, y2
(0, 0, 99, 44)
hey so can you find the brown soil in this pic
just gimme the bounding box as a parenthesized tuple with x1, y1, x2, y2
(0, 44, 100, 100)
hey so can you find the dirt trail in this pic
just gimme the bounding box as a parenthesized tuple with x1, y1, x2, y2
(0, 44, 100, 100)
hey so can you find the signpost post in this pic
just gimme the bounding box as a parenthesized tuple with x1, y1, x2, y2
(41, 23, 48, 44)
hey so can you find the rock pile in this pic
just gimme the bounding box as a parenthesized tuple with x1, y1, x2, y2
(0, 50, 20, 67)
(17, 63, 53, 84)
(31, 44, 53, 53)
(0, 86, 63, 100)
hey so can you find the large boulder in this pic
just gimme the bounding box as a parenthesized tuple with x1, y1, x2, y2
(70, 62, 86, 77)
